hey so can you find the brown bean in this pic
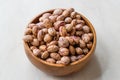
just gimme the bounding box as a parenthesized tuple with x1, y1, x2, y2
(59, 26, 67, 36)
(37, 30, 44, 41)
(71, 19, 77, 26)
(50, 53, 61, 60)
(76, 14, 81, 19)
(70, 27, 76, 36)
(87, 42, 93, 49)
(65, 36, 76, 45)
(41, 51, 49, 59)
(32, 25, 38, 36)
(75, 47, 83, 55)
(69, 46, 75, 55)
(47, 45, 59, 53)
(43, 19, 52, 28)
(39, 45, 47, 52)
(67, 8, 74, 13)
(54, 21, 65, 30)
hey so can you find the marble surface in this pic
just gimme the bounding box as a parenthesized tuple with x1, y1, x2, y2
(0, 0, 120, 80)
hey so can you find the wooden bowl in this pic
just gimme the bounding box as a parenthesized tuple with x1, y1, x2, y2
(23, 9, 96, 76)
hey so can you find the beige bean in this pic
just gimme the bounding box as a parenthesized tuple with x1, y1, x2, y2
(58, 37, 69, 48)
(48, 28, 56, 36)
(31, 39, 39, 46)
(24, 28, 32, 35)
(77, 54, 85, 59)
(59, 48, 69, 56)
(30, 46, 37, 51)
(65, 17, 72, 23)
(75, 31, 84, 36)
(65, 24, 73, 32)
(33, 49, 41, 57)
(57, 15, 65, 21)
(49, 15, 58, 22)
(60, 56, 70, 65)
(39, 45, 47, 52)
(82, 34, 90, 43)
(53, 9, 63, 15)
(75, 24, 83, 31)
(88, 33, 94, 40)
(83, 25, 90, 33)
(83, 48, 89, 54)
(44, 34, 52, 43)
(71, 12, 77, 18)
(47, 41, 58, 47)
(46, 58, 56, 63)
(79, 39, 86, 48)
(70, 56, 77, 62)
(62, 10, 70, 17)
(23, 35, 33, 42)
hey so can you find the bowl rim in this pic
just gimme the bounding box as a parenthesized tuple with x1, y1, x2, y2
(23, 9, 96, 67)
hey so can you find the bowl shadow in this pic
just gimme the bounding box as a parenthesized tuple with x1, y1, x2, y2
(50, 54, 102, 80)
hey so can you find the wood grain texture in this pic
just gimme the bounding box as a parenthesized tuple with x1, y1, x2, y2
(23, 9, 96, 76)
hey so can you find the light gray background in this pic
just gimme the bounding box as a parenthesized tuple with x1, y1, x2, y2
(0, 0, 120, 80)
